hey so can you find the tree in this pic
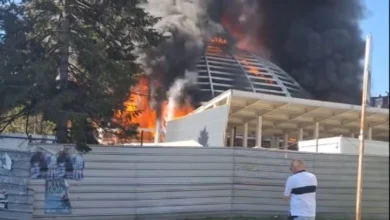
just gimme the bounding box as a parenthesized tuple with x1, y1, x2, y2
(1, 107, 56, 135)
(0, 0, 162, 152)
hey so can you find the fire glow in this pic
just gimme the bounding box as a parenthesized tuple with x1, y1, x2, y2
(115, 26, 273, 143)
(241, 60, 273, 84)
(114, 75, 193, 142)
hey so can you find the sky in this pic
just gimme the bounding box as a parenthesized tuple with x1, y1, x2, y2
(360, 0, 389, 96)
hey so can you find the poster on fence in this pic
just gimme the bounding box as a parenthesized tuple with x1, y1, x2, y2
(45, 179, 72, 214)
(0, 189, 8, 210)
(30, 148, 84, 180)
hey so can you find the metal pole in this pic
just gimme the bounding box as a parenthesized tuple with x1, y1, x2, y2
(233, 126, 237, 147)
(140, 130, 144, 147)
(355, 33, 372, 220)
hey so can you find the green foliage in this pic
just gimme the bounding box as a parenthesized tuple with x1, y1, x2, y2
(1, 106, 56, 135)
(0, 0, 162, 152)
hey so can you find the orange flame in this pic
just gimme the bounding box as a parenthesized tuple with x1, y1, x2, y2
(114, 76, 193, 142)
(241, 60, 274, 84)
(210, 37, 227, 45)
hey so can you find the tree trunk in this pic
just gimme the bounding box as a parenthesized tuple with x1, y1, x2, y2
(55, 118, 69, 143)
(59, 0, 70, 89)
(56, 0, 70, 143)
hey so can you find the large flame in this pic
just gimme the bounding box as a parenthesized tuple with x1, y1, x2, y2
(114, 75, 193, 142)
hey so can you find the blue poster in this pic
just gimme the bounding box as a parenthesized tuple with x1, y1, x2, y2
(30, 149, 84, 180)
(45, 179, 72, 214)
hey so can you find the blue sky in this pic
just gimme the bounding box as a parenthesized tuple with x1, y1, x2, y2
(360, 0, 389, 96)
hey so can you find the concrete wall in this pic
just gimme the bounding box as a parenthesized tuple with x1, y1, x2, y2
(25, 145, 388, 220)
(0, 149, 34, 220)
(165, 105, 229, 147)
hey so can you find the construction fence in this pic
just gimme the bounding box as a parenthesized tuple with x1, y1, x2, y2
(1, 145, 388, 220)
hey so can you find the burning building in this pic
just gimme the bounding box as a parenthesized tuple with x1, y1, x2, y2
(196, 37, 311, 102)
(104, 0, 389, 146)
(112, 36, 311, 144)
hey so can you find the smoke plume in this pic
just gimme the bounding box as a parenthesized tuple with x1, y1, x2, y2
(133, 0, 222, 116)
(166, 70, 197, 120)
(209, 0, 366, 104)
(135, 0, 366, 107)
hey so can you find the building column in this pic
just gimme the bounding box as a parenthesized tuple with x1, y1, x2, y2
(284, 133, 289, 149)
(313, 122, 319, 139)
(275, 137, 280, 149)
(298, 128, 304, 141)
(351, 133, 355, 138)
(154, 119, 161, 144)
(270, 137, 276, 149)
(368, 127, 373, 140)
(314, 122, 319, 152)
(255, 116, 263, 147)
(230, 127, 235, 147)
(243, 122, 249, 147)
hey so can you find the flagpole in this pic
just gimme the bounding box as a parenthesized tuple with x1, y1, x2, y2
(355, 33, 372, 220)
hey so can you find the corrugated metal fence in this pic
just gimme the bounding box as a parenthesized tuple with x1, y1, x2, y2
(1, 145, 388, 220)
(26, 146, 389, 220)
(0, 150, 33, 220)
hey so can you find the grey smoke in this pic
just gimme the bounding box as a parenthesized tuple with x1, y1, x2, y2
(166, 70, 197, 120)
(133, 0, 223, 115)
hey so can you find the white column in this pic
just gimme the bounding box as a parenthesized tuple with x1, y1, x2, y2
(230, 127, 235, 147)
(154, 119, 161, 144)
(255, 116, 263, 147)
(284, 133, 289, 149)
(368, 127, 373, 140)
(276, 137, 280, 149)
(314, 122, 319, 152)
(313, 122, 319, 139)
(299, 128, 304, 141)
(243, 123, 249, 147)
(351, 133, 355, 138)
(270, 137, 275, 148)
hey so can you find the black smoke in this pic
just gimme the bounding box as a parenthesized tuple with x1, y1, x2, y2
(135, 0, 366, 108)
(208, 0, 366, 104)
(133, 0, 222, 117)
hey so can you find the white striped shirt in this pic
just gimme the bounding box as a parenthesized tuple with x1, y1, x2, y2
(284, 170, 317, 217)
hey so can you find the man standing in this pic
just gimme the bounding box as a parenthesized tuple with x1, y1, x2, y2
(283, 160, 317, 220)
